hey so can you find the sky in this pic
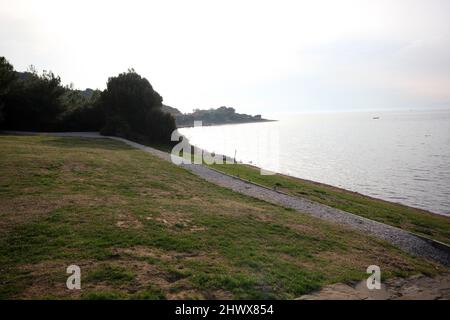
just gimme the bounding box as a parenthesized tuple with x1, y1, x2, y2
(1, 0, 450, 115)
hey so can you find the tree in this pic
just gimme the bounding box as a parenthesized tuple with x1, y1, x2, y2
(1, 58, 176, 141)
(0, 57, 17, 125)
(58, 89, 104, 131)
(145, 108, 177, 143)
(99, 69, 176, 144)
(2, 66, 66, 131)
(0, 57, 16, 94)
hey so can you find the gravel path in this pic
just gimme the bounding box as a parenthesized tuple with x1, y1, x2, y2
(5, 131, 450, 267)
(183, 163, 450, 267)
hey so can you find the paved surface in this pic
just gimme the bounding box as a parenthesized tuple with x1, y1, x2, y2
(5, 131, 450, 267)
(298, 273, 450, 300)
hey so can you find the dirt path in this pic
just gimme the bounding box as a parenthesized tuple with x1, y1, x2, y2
(5, 131, 450, 267)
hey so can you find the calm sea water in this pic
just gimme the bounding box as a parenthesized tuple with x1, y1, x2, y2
(179, 110, 450, 216)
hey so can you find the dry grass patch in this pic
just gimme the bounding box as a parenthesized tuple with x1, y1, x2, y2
(0, 194, 121, 233)
(115, 212, 143, 229)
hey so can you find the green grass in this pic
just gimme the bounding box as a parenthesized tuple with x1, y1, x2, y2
(210, 163, 450, 245)
(0, 134, 444, 299)
(86, 265, 136, 285)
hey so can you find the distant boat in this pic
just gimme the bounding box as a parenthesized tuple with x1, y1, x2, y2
(372, 116, 380, 120)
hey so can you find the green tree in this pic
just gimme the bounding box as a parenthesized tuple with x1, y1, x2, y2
(0, 57, 17, 125)
(2, 66, 65, 131)
(58, 89, 104, 131)
(99, 69, 176, 144)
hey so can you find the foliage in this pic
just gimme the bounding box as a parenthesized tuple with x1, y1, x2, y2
(165, 105, 267, 127)
(0, 57, 176, 145)
(98, 69, 176, 144)
(1, 64, 66, 131)
(58, 89, 104, 131)
(0, 57, 17, 125)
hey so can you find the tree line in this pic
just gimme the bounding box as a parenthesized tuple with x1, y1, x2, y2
(172, 106, 267, 127)
(0, 56, 176, 145)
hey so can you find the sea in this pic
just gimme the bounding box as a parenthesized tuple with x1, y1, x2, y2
(179, 109, 450, 216)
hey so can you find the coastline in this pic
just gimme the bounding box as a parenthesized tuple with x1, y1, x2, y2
(176, 119, 277, 128)
(177, 111, 450, 217)
(236, 162, 448, 218)
(2, 133, 447, 299)
(3, 130, 450, 251)
(207, 159, 450, 246)
(174, 130, 449, 219)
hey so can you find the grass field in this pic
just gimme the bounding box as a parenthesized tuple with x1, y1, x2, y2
(0, 135, 444, 299)
(210, 163, 450, 245)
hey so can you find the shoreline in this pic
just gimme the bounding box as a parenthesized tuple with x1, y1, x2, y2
(2, 133, 448, 300)
(178, 110, 450, 217)
(3, 130, 450, 249)
(239, 162, 449, 218)
(180, 139, 448, 218)
(176, 119, 277, 128)
(3, 129, 447, 218)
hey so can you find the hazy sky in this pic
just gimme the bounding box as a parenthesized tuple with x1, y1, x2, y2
(1, 0, 449, 114)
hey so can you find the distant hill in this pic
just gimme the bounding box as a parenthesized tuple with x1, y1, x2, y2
(15, 71, 32, 81)
(161, 105, 183, 116)
(162, 105, 273, 127)
(15, 72, 96, 100)
(79, 88, 95, 99)
(12, 71, 271, 129)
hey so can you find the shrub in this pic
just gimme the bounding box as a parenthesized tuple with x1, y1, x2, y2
(1, 66, 65, 131)
(99, 69, 176, 145)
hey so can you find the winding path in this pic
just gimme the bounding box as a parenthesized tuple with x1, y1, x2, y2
(5, 131, 450, 267)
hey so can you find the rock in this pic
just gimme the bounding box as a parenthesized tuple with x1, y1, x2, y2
(296, 274, 450, 300)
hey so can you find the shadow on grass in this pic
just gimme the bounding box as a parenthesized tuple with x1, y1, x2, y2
(40, 137, 132, 151)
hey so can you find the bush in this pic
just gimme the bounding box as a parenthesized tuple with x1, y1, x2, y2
(145, 108, 177, 143)
(58, 89, 104, 131)
(99, 69, 176, 145)
(1, 57, 176, 146)
(99, 115, 131, 138)
(2, 66, 65, 131)
(0, 57, 17, 127)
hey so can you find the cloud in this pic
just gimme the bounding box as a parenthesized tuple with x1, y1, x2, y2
(1, 0, 449, 113)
